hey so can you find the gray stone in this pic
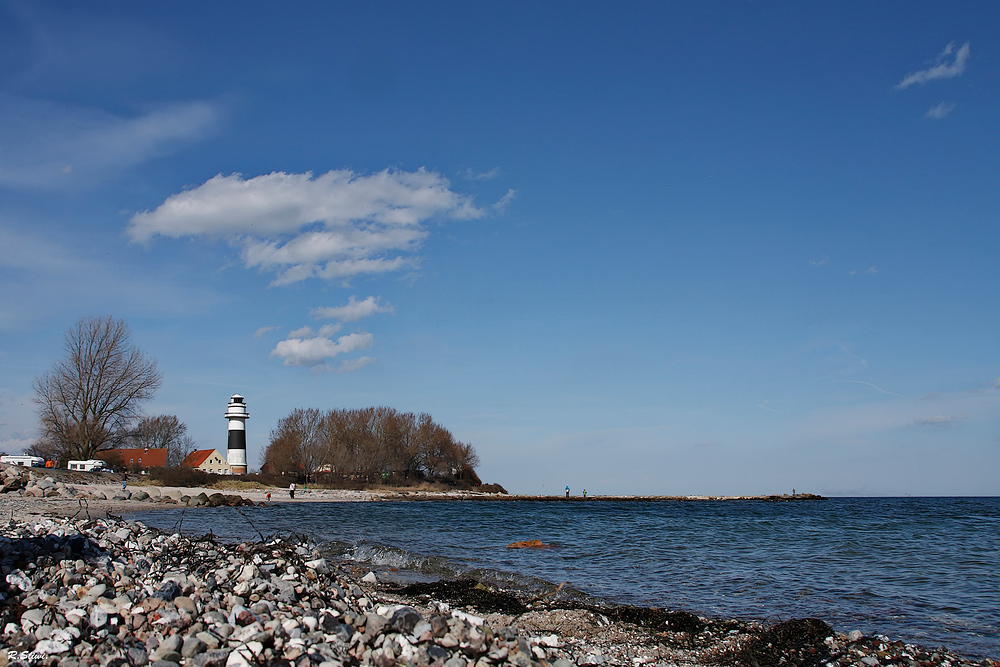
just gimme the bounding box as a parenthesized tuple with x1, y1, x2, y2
(182, 635, 208, 657)
(20, 608, 46, 630)
(127, 647, 150, 666)
(390, 606, 422, 634)
(160, 633, 184, 653)
(193, 650, 231, 667)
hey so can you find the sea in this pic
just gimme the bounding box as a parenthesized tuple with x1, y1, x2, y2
(127, 496, 1000, 659)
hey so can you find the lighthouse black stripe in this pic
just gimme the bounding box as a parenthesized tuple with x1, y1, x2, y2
(228, 430, 247, 450)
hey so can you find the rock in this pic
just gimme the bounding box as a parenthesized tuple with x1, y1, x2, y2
(89, 606, 108, 628)
(153, 580, 183, 601)
(20, 608, 46, 631)
(194, 650, 231, 667)
(389, 606, 422, 634)
(361, 571, 378, 584)
(173, 596, 197, 613)
(6, 569, 34, 591)
(131, 490, 150, 501)
(34, 638, 71, 654)
(305, 558, 330, 574)
(848, 630, 864, 642)
(182, 636, 208, 657)
(127, 647, 150, 666)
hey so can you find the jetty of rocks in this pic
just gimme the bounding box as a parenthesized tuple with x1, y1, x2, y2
(2, 465, 251, 510)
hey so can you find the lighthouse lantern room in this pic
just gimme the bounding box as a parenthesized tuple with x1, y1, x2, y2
(225, 394, 250, 475)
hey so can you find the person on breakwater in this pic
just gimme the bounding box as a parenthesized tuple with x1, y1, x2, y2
(289, 482, 296, 499)
(565, 484, 570, 498)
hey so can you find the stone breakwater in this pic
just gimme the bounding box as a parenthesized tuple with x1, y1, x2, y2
(3, 465, 251, 510)
(1, 516, 997, 667)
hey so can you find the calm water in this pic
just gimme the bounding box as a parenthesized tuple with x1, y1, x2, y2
(128, 497, 1000, 659)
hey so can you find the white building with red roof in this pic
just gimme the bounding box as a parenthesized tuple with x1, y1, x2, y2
(182, 449, 232, 475)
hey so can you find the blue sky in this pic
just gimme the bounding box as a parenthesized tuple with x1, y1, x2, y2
(2, 2, 999, 496)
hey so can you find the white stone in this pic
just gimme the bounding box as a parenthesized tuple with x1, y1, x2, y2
(34, 639, 71, 654)
(361, 571, 378, 584)
(6, 570, 33, 591)
(89, 606, 108, 628)
(227, 647, 255, 667)
(452, 609, 484, 626)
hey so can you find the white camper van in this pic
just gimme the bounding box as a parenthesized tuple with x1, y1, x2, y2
(67, 459, 107, 472)
(0, 455, 45, 467)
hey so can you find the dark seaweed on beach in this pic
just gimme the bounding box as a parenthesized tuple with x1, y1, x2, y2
(389, 578, 529, 615)
(730, 617, 835, 667)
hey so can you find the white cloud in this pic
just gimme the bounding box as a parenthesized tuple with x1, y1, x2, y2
(0, 96, 219, 188)
(337, 356, 376, 374)
(286, 323, 344, 339)
(270, 331, 373, 368)
(895, 42, 970, 90)
(925, 102, 956, 119)
(493, 188, 517, 213)
(254, 326, 278, 338)
(916, 414, 966, 427)
(128, 169, 484, 285)
(462, 167, 501, 181)
(310, 295, 394, 322)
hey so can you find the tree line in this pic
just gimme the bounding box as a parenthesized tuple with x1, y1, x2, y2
(262, 406, 480, 484)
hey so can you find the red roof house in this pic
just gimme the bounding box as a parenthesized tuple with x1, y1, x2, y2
(182, 449, 232, 475)
(98, 448, 167, 471)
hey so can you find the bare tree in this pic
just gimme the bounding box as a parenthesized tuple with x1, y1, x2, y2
(32, 316, 162, 461)
(262, 408, 327, 481)
(130, 414, 196, 467)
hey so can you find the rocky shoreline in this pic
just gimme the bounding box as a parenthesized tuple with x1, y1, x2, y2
(0, 464, 997, 666)
(0, 515, 997, 667)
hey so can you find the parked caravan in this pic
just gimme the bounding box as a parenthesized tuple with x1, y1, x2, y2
(67, 459, 107, 472)
(0, 455, 45, 467)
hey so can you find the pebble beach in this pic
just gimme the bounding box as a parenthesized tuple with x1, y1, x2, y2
(1, 464, 997, 667)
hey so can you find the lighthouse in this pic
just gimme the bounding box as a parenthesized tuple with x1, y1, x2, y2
(225, 394, 249, 475)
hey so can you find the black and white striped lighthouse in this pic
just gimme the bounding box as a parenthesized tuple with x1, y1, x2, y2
(225, 394, 249, 475)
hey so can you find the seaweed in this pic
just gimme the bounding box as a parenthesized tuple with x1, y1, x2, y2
(388, 578, 529, 615)
(730, 617, 835, 667)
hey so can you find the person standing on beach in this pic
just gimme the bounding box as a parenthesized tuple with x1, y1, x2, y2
(265, 491, 271, 503)
(289, 482, 296, 499)
(565, 484, 570, 498)
(121, 472, 127, 492)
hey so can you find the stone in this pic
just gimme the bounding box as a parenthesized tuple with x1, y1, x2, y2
(173, 595, 197, 614)
(34, 639, 71, 654)
(182, 635, 208, 657)
(390, 606, 422, 634)
(153, 580, 183, 601)
(194, 649, 231, 667)
(20, 608, 46, 631)
(6, 569, 33, 591)
(361, 571, 378, 584)
(89, 606, 108, 628)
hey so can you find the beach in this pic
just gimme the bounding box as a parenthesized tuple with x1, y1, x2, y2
(1, 465, 997, 667)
